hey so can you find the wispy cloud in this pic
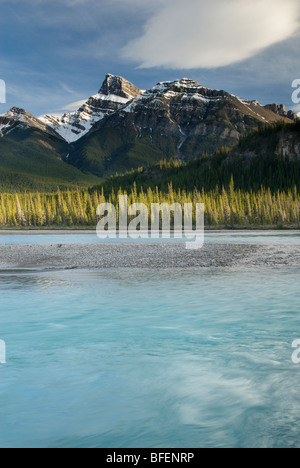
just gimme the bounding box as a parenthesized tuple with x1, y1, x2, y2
(61, 99, 87, 112)
(122, 0, 300, 69)
(1, 0, 299, 116)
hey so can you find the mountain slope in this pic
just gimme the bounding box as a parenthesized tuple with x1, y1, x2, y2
(0, 136, 101, 192)
(0, 107, 60, 139)
(96, 120, 300, 195)
(40, 74, 142, 143)
(68, 78, 296, 177)
(0, 108, 101, 191)
(0, 75, 297, 190)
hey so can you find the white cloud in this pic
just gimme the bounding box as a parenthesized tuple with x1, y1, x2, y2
(290, 103, 300, 115)
(61, 99, 87, 112)
(122, 0, 300, 69)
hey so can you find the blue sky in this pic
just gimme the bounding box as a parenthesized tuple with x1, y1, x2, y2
(0, 0, 300, 117)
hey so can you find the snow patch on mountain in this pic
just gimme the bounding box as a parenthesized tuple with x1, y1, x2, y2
(0, 107, 59, 138)
(120, 78, 224, 116)
(40, 106, 106, 144)
(40, 94, 132, 144)
(1, 75, 296, 145)
(40, 75, 142, 143)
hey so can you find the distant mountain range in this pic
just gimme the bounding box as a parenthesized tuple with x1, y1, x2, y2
(0, 74, 297, 191)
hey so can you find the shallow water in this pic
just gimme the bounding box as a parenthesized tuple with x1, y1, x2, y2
(1, 234, 300, 448)
(0, 231, 299, 246)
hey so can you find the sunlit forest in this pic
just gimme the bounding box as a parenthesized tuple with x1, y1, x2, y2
(1, 121, 300, 229)
(0, 181, 299, 228)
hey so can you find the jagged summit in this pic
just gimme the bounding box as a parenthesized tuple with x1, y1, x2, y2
(99, 74, 142, 100)
(6, 107, 40, 121)
(9, 107, 28, 115)
(39, 75, 141, 143)
(1, 74, 297, 157)
(264, 103, 296, 121)
(38, 75, 297, 146)
(0, 106, 60, 138)
(154, 78, 204, 90)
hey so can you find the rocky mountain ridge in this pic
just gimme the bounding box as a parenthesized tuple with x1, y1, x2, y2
(0, 107, 61, 139)
(0, 74, 296, 146)
(39, 74, 142, 143)
(0, 74, 298, 180)
(89, 77, 296, 158)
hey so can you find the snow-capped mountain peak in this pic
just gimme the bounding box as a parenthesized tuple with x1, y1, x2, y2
(2, 75, 296, 147)
(98, 73, 142, 100)
(0, 107, 60, 138)
(39, 74, 142, 143)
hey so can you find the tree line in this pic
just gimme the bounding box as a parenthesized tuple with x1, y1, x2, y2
(0, 182, 299, 228)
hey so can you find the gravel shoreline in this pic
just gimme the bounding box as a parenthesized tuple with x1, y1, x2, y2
(1, 242, 300, 270)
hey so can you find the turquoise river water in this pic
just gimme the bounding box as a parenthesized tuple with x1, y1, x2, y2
(0, 233, 300, 448)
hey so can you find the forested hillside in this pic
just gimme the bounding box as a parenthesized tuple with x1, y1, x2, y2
(97, 121, 300, 195)
(0, 121, 299, 229)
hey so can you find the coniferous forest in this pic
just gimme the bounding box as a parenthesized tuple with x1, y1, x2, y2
(0, 183, 299, 229)
(0, 121, 300, 229)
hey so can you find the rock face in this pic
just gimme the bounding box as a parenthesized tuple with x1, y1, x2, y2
(0, 74, 298, 179)
(68, 77, 296, 176)
(264, 103, 297, 121)
(39, 75, 296, 150)
(226, 122, 300, 168)
(275, 131, 300, 160)
(0, 107, 59, 138)
(99, 74, 142, 100)
(92, 78, 293, 156)
(39, 74, 142, 143)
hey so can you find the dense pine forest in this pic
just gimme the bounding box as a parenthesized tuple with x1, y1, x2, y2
(0, 184, 299, 228)
(0, 120, 299, 229)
